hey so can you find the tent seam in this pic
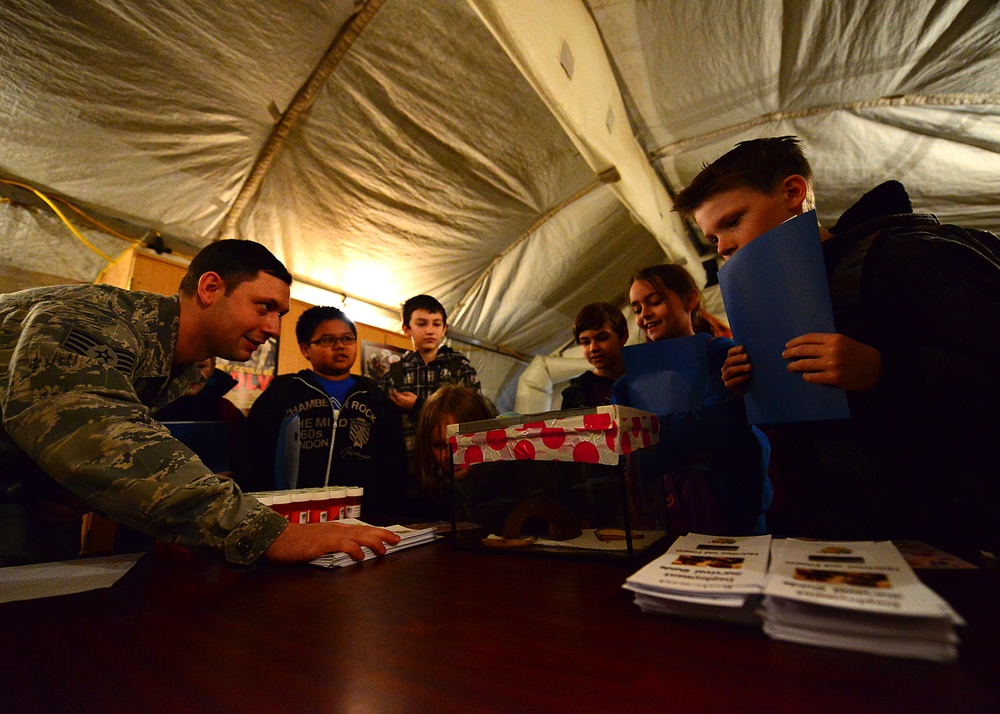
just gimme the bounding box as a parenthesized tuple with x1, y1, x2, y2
(649, 93, 1000, 160)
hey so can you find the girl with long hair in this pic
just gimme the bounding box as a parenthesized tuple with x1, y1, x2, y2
(620, 263, 771, 536)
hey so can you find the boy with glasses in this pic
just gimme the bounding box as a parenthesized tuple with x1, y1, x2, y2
(235, 306, 406, 518)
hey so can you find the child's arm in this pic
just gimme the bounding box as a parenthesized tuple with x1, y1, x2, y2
(378, 361, 418, 412)
(388, 389, 418, 412)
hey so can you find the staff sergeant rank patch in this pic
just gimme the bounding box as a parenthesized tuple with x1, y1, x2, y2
(62, 326, 137, 375)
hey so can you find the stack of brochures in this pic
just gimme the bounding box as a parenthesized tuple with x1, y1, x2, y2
(623, 533, 771, 625)
(761, 539, 965, 663)
(309, 521, 438, 568)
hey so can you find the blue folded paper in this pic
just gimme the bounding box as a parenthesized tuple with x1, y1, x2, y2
(717, 210, 850, 425)
(621, 333, 712, 415)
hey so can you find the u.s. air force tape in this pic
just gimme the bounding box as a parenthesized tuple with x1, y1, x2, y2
(62, 327, 137, 374)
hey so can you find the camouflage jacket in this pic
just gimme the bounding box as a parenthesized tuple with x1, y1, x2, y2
(0, 284, 286, 565)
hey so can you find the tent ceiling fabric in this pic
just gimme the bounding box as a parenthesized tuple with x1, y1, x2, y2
(239, 0, 605, 324)
(466, 0, 705, 282)
(1, 0, 359, 239)
(2, 0, 999, 406)
(590, 0, 1000, 231)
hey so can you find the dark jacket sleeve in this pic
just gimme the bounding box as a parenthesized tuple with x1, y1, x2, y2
(233, 377, 288, 492)
(655, 338, 756, 466)
(656, 338, 770, 531)
(377, 398, 409, 518)
(861, 230, 1000, 451)
(560, 378, 584, 410)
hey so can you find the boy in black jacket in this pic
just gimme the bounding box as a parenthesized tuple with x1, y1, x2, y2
(674, 136, 1000, 552)
(235, 306, 406, 518)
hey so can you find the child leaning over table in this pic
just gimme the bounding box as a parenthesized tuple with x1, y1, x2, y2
(414, 385, 495, 523)
(614, 263, 772, 537)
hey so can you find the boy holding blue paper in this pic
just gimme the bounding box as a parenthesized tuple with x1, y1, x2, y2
(674, 136, 1000, 552)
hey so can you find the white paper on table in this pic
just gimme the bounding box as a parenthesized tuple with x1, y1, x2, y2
(309, 520, 439, 568)
(764, 539, 964, 623)
(0, 552, 143, 604)
(625, 533, 772, 597)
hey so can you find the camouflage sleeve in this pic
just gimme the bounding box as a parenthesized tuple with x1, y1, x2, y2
(1, 299, 286, 565)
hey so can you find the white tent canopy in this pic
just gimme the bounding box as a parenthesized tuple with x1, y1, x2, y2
(3, 0, 998, 409)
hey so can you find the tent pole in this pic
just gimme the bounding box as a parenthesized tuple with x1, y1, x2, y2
(218, 0, 387, 240)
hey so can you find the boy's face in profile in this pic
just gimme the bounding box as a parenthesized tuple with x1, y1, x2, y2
(577, 323, 624, 377)
(692, 183, 800, 260)
(404, 309, 446, 355)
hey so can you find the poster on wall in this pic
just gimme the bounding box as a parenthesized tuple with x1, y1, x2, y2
(217, 336, 279, 413)
(361, 340, 408, 382)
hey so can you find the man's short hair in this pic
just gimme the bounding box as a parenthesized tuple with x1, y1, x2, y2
(572, 302, 628, 343)
(673, 136, 814, 216)
(401, 294, 447, 327)
(179, 240, 292, 296)
(296, 305, 357, 345)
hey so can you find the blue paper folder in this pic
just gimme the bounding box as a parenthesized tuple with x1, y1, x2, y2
(621, 333, 711, 415)
(717, 210, 850, 425)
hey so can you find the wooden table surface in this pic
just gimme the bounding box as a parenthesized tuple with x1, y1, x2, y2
(2, 540, 997, 713)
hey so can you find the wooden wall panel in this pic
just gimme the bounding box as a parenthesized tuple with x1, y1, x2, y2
(94, 246, 136, 290)
(130, 252, 186, 295)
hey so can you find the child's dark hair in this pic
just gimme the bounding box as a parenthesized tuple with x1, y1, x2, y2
(572, 302, 629, 344)
(673, 136, 814, 216)
(401, 294, 447, 327)
(415, 385, 495, 497)
(296, 306, 357, 344)
(629, 264, 729, 338)
(179, 239, 292, 296)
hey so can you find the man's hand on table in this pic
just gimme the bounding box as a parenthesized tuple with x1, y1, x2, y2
(264, 522, 401, 563)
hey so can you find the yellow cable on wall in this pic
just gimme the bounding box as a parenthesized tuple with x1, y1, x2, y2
(0, 178, 135, 263)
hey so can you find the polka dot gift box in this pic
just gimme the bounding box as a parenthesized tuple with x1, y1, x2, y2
(447, 405, 660, 468)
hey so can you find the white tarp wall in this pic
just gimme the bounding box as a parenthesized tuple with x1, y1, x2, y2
(2, 0, 998, 410)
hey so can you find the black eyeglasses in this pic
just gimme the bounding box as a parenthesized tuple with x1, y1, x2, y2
(309, 335, 357, 347)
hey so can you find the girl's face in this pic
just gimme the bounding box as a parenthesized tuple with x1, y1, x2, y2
(628, 279, 695, 342)
(431, 415, 470, 479)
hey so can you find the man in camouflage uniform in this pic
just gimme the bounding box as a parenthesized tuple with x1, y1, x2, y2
(0, 240, 397, 566)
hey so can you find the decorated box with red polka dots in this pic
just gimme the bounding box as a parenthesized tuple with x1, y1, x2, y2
(446, 405, 660, 467)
